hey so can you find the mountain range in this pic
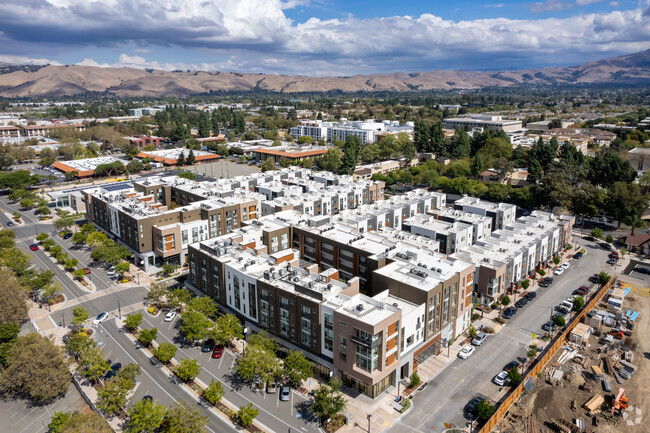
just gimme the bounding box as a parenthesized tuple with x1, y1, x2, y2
(0, 50, 648, 98)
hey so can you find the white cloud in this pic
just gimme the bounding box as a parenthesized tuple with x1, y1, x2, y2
(528, 0, 572, 13)
(576, 0, 605, 5)
(485, 3, 505, 7)
(0, 55, 60, 65)
(76, 58, 110, 67)
(609, 1, 619, 6)
(0, 0, 648, 75)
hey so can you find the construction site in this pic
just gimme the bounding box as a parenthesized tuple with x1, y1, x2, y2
(488, 279, 649, 433)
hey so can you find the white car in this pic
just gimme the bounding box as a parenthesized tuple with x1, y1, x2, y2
(458, 346, 475, 359)
(493, 371, 510, 386)
(92, 312, 108, 325)
(164, 311, 177, 322)
(561, 263, 570, 270)
(554, 267, 565, 276)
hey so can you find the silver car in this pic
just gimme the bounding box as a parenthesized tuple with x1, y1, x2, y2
(471, 332, 488, 346)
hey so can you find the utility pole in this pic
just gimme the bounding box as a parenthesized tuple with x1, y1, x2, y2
(367, 414, 372, 433)
(118, 300, 121, 319)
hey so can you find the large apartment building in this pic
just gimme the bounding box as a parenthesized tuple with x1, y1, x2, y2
(290, 119, 414, 145)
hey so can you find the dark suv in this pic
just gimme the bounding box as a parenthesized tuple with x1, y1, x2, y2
(539, 277, 554, 287)
(514, 298, 528, 308)
(503, 307, 517, 319)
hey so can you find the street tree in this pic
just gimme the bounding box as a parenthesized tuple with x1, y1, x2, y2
(64, 257, 78, 270)
(316, 147, 342, 172)
(552, 315, 566, 327)
(599, 271, 611, 284)
(202, 379, 225, 405)
(115, 261, 130, 275)
(127, 398, 166, 433)
(211, 313, 243, 345)
(0, 270, 29, 325)
(0, 333, 70, 403)
(339, 135, 361, 175)
(97, 376, 134, 416)
(48, 411, 112, 433)
(237, 403, 259, 427)
(507, 366, 522, 386)
(312, 378, 347, 423)
(138, 328, 158, 347)
(187, 296, 218, 319)
(180, 310, 213, 342)
(573, 296, 585, 311)
(475, 399, 496, 422)
(153, 342, 178, 363)
(72, 306, 89, 325)
(124, 312, 143, 332)
(73, 268, 87, 281)
(605, 182, 646, 227)
(260, 158, 275, 172)
(282, 350, 313, 387)
(168, 287, 191, 310)
(163, 401, 208, 433)
(78, 345, 111, 383)
(236, 344, 278, 383)
(186, 149, 196, 165)
(65, 332, 96, 358)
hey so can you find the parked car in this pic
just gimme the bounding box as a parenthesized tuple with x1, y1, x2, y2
(610, 252, 619, 259)
(575, 286, 589, 296)
(29, 244, 39, 251)
(503, 307, 517, 319)
(607, 258, 618, 265)
(266, 381, 277, 394)
(561, 262, 570, 270)
(554, 267, 565, 276)
(104, 362, 122, 379)
(201, 339, 215, 353)
(6, 221, 14, 227)
(280, 384, 291, 401)
(493, 371, 510, 386)
(539, 277, 554, 287)
(466, 396, 487, 416)
(83, 267, 91, 274)
(525, 292, 537, 301)
(588, 274, 600, 283)
(574, 252, 583, 259)
(212, 344, 224, 359)
(458, 345, 475, 359)
(164, 311, 177, 322)
(542, 321, 558, 332)
(62, 232, 72, 239)
(599, 242, 612, 250)
(584, 236, 596, 242)
(92, 312, 109, 325)
(555, 305, 571, 314)
(504, 361, 521, 372)
(635, 267, 650, 275)
(514, 298, 528, 308)
(471, 332, 488, 346)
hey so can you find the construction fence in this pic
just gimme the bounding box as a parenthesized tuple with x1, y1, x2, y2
(477, 274, 617, 433)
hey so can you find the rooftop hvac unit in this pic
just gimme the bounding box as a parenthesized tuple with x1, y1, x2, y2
(356, 304, 364, 311)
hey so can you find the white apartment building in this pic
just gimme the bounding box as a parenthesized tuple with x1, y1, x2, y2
(443, 115, 523, 133)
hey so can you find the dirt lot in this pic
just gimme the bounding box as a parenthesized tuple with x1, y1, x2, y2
(497, 280, 649, 433)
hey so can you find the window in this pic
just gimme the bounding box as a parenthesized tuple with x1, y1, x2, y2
(280, 309, 290, 336)
(301, 317, 312, 346)
(248, 282, 257, 319)
(301, 305, 312, 317)
(339, 337, 347, 351)
(324, 313, 333, 352)
(233, 276, 241, 310)
(281, 233, 289, 250)
(355, 345, 379, 373)
(340, 353, 347, 362)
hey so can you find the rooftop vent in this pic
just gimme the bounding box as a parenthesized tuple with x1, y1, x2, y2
(356, 304, 364, 311)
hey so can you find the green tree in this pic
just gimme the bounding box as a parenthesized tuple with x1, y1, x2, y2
(521, 279, 530, 290)
(19, 197, 34, 209)
(115, 260, 130, 275)
(78, 345, 110, 383)
(138, 328, 158, 347)
(211, 313, 243, 345)
(316, 147, 343, 172)
(282, 350, 313, 387)
(177, 151, 186, 166)
(202, 379, 225, 405)
(64, 257, 78, 271)
(177, 171, 196, 180)
(0, 333, 70, 403)
(260, 158, 276, 172)
(153, 342, 178, 364)
(236, 344, 278, 383)
(49, 411, 112, 433)
(48, 412, 72, 433)
(297, 136, 314, 144)
(36, 232, 50, 242)
(73, 268, 87, 281)
(591, 227, 604, 239)
(501, 296, 510, 307)
(186, 149, 196, 165)
(599, 271, 611, 284)
(161, 262, 178, 275)
(198, 111, 212, 138)
(127, 398, 166, 433)
(475, 399, 496, 422)
(126, 159, 144, 173)
(605, 182, 646, 228)
(507, 366, 522, 386)
(339, 135, 361, 175)
(163, 401, 208, 433)
(624, 214, 647, 250)
(187, 296, 218, 319)
(174, 358, 201, 382)
(237, 403, 259, 427)
(552, 315, 566, 327)
(312, 378, 347, 423)
(573, 296, 585, 311)
(124, 312, 143, 332)
(71, 232, 87, 244)
(72, 306, 89, 325)
(589, 148, 636, 188)
(65, 332, 95, 358)
(180, 310, 213, 343)
(97, 376, 133, 416)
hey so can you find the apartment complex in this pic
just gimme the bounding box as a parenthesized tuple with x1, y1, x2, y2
(290, 119, 414, 145)
(442, 115, 522, 133)
(453, 196, 517, 230)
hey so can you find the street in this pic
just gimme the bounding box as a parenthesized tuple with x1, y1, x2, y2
(389, 237, 612, 432)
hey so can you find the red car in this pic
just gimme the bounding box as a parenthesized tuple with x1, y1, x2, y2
(83, 267, 91, 274)
(212, 344, 224, 359)
(29, 244, 39, 251)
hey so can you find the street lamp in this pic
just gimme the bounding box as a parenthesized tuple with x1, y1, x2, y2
(242, 327, 248, 355)
(118, 300, 121, 319)
(367, 414, 372, 433)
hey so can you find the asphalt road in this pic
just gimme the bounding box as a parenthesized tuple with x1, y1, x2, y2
(389, 238, 612, 432)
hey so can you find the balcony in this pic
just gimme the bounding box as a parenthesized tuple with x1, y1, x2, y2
(350, 334, 371, 347)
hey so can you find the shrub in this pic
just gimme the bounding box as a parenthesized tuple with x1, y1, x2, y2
(468, 326, 477, 338)
(476, 399, 496, 421)
(400, 397, 411, 413)
(599, 271, 611, 285)
(471, 313, 480, 322)
(203, 379, 225, 405)
(591, 227, 603, 239)
(174, 358, 201, 382)
(552, 257, 560, 265)
(521, 279, 530, 290)
(527, 344, 539, 359)
(73, 268, 86, 281)
(552, 315, 566, 327)
(237, 403, 259, 427)
(482, 326, 495, 334)
(605, 234, 613, 243)
(409, 372, 420, 388)
(507, 366, 522, 386)
(501, 296, 510, 307)
(573, 296, 585, 311)
(538, 269, 546, 276)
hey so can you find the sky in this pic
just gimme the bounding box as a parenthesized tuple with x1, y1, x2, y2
(0, 0, 649, 76)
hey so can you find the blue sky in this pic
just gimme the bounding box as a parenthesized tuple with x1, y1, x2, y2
(0, 0, 648, 76)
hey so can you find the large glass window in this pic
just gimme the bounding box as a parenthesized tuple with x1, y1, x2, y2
(324, 313, 333, 351)
(355, 345, 379, 373)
